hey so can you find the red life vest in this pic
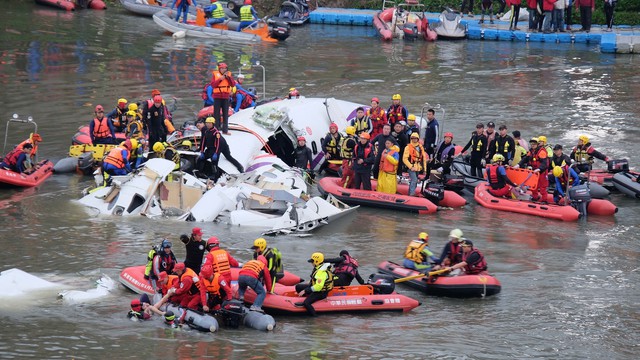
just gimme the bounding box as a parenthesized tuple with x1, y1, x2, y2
(175, 0, 192, 7)
(486, 164, 505, 188)
(238, 89, 255, 109)
(557, 165, 570, 187)
(93, 117, 111, 139)
(354, 142, 372, 160)
(462, 248, 487, 275)
(447, 241, 462, 264)
(387, 104, 406, 125)
(103, 147, 129, 168)
(367, 107, 387, 136)
(2, 147, 23, 167)
(526, 146, 547, 171)
(333, 255, 359, 277)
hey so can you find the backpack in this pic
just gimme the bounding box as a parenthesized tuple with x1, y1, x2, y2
(264, 247, 283, 273)
(201, 83, 211, 101)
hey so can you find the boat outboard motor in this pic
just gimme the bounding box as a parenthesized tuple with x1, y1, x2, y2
(422, 181, 445, 204)
(268, 20, 291, 41)
(368, 274, 395, 294)
(569, 184, 591, 218)
(219, 300, 245, 328)
(402, 23, 419, 40)
(607, 159, 629, 173)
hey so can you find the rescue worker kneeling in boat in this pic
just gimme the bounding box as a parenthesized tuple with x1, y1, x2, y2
(445, 240, 488, 275)
(295, 252, 334, 316)
(403, 232, 440, 273)
(486, 154, 520, 198)
(102, 139, 133, 176)
(170, 262, 201, 310)
(552, 165, 580, 205)
(197, 265, 232, 313)
(570, 135, 610, 173)
(1, 143, 33, 174)
(152, 271, 179, 308)
(238, 257, 271, 313)
(434, 229, 464, 269)
(325, 250, 365, 287)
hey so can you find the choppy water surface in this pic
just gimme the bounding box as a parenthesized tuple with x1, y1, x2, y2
(1, 2, 639, 359)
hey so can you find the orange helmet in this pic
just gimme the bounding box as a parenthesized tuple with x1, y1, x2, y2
(297, 136, 306, 142)
(359, 132, 371, 140)
(329, 123, 338, 131)
(244, 0, 252, 4)
(444, 132, 453, 139)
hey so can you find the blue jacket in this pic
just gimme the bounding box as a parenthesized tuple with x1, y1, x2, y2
(555, 168, 580, 197)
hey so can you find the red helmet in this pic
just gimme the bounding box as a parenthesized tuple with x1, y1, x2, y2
(151, 89, 161, 97)
(153, 95, 162, 103)
(371, 97, 379, 103)
(207, 236, 219, 248)
(218, 62, 227, 69)
(173, 263, 186, 272)
(244, 0, 252, 4)
(200, 265, 213, 279)
(157, 271, 168, 282)
(95, 105, 104, 112)
(130, 299, 142, 311)
(297, 136, 306, 142)
(123, 139, 132, 150)
(444, 132, 453, 139)
(329, 123, 338, 131)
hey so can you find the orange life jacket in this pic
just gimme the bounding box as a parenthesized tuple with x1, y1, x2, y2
(380, 148, 398, 173)
(242, 259, 265, 278)
(93, 117, 112, 139)
(103, 147, 129, 168)
(208, 249, 231, 275)
(180, 268, 200, 295)
(211, 71, 233, 95)
(407, 143, 426, 165)
(197, 273, 222, 295)
(161, 275, 179, 295)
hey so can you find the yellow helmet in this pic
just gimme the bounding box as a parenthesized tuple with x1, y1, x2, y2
(153, 142, 165, 153)
(126, 110, 136, 117)
(410, 132, 420, 139)
(308, 252, 324, 266)
(407, 114, 416, 121)
(553, 166, 564, 178)
(392, 94, 401, 101)
(289, 87, 296, 92)
(346, 126, 356, 135)
(538, 135, 547, 144)
(418, 232, 428, 240)
(181, 140, 192, 148)
(205, 117, 216, 124)
(252, 237, 267, 252)
(492, 154, 505, 163)
(129, 138, 139, 150)
(128, 103, 138, 112)
(579, 135, 589, 144)
(118, 98, 128, 105)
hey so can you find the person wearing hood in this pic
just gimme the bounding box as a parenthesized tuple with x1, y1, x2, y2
(325, 250, 365, 287)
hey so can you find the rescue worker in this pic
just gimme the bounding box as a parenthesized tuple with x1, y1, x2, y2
(210, 63, 235, 134)
(126, 138, 144, 169)
(151, 239, 177, 281)
(349, 107, 372, 136)
(549, 144, 572, 184)
(89, 105, 116, 145)
(179, 140, 193, 151)
(461, 123, 488, 177)
(0, 143, 33, 173)
(352, 132, 375, 190)
(295, 252, 334, 316)
(152, 142, 180, 170)
(197, 265, 232, 313)
(106, 98, 129, 132)
(287, 87, 300, 99)
(238, 0, 258, 31)
(171, 0, 197, 24)
(486, 154, 520, 198)
(152, 271, 179, 308)
(251, 237, 282, 293)
(233, 86, 256, 112)
(128, 296, 153, 321)
(198, 117, 222, 179)
(403, 132, 428, 197)
(387, 94, 408, 127)
(424, 109, 439, 157)
(405, 114, 420, 137)
(182, 228, 207, 274)
(367, 97, 388, 139)
(294, 136, 313, 178)
(487, 124, 516, 165)
(437, 229, 464, 267)
(484, 122, 497, 157)
(202, 236, 239, 284)
(403, 232, 440, 272)
(340, 126, 357, 188)
(320, 123, 342, 175)
(218, 135, 245, 173)
(371, 124, 397, 178)
(376, 141, 400, 194)
(237, 257, 271, 313)
(517, 137, 549, 202)
(125, 111, 144, 140)
(102, 139, 133, 176)
(325, 250, 365, 287)
(446, 240, 488, 275)
(171, 262, 201, 310)
(430, 132, 456, 175)
(537, 135, 553, 158)
(141, 95, 169, 148)
(570, 135, 610, 173)
(552, 165, 580, 205)
(16, 132, 42, 162)
(204, 0, 226, 27)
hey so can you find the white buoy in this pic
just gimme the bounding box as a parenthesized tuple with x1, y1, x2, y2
(172, 31, 186, 39)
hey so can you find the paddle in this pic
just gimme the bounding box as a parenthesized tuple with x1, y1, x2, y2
(394, 268, 449, 283)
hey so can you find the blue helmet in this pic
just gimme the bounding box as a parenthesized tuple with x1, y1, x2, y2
(161, 239, 172, 249)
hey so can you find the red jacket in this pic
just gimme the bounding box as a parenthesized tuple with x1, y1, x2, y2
(575, 0, 594, 7)
(526, 0, 538, 9)
(543, 0, 556, 11)
(506, 0, 521, 6)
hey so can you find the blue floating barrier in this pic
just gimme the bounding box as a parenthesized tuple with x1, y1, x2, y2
(484, 29, 498, 40)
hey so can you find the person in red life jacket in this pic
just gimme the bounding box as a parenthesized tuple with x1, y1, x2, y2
(485, 153, 520, 198)
(237, 257, 271, 313)
(367, 97, 388, 140)
(319, 123, 342, 175)
(436, 229, 465, 268)
(446, 240, 488, 275)
(461, 123, 488, 177)
(251, 237, 282, 293)
(182, 228, 207, 274)
(233, 86, 256, 112)
(89, 105, 116, 145)
(487, 124, 516, 166)
(152, 239, 177, 282)
(295, 252, 334, 316)
(210, 63, 236, 134)
(197, 117, 222, 179)
(1, 143, 33, 173)
(171, 0, 197, 24)
(371, 124, 397, 179)
(287, 87, 300, 99)
(570, 135, 610, 173)
(352, 132, 375, 190)
(349, 107, 372, 137)
(102, 139, 133, 176)
(106, 98, 129, 132)
(294, 136, 314, 179)
(170, 262, 201, 310)
(141, 95, 169, 149)
(517, 137, 549, 202)
(198, 265, 232, 313)
(552, 165, 580, 205)
(325, 250, 365, 287)
(403, 132, 428, 196)
(202, 236, 239, 284)
(403, 232, 440, 272)
(387, 94, 408, 127)
(145, 89, 174, 125)
(429, 132, 456, 175)
(16, 133, 42, 162)
(339, 126, 357, 188)
(376, 142, 400, 195)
